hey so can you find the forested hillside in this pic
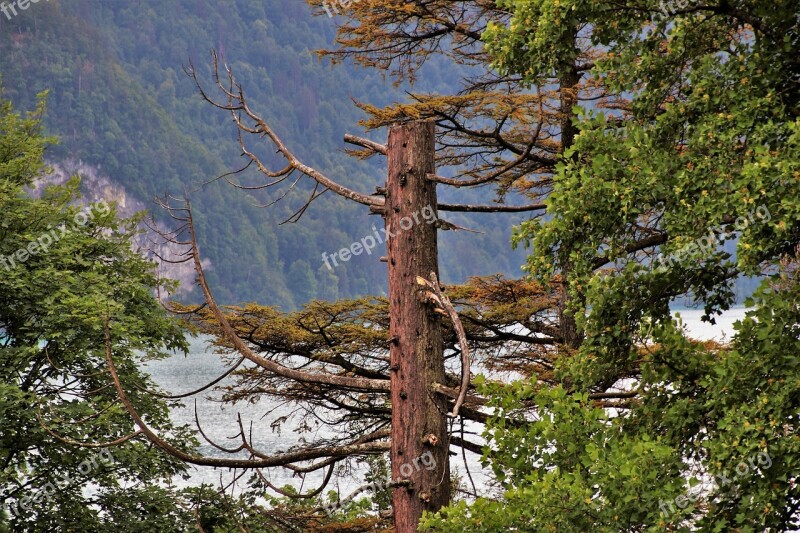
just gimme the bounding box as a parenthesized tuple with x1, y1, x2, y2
(0, 0, 529, 307)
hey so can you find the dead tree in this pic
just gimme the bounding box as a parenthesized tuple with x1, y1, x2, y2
(384, 121, 450, 524)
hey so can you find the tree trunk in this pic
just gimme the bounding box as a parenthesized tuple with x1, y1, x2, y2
(385, 120, 450, 532)
(558, 52, 584, 350)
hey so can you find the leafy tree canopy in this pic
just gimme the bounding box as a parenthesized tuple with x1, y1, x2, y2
(423, 1, 800, 531)
(0, 93, 200, 531)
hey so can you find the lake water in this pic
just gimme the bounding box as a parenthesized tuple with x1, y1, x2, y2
(142, 307, 750, 499)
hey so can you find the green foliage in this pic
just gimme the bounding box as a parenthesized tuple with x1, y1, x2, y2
(425, 286, 800, 531)
(92, 483, 327, 532)
(0, 94, 200, 531)
(360, 454, 393, 513)
(423, 385, 685, 532)
(425, 1, 800, 531)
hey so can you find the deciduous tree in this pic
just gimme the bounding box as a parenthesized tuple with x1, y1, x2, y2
(424, 1, 800, 530)
(0, 93, 198, 531)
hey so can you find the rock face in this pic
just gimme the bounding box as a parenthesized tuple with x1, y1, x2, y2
(40, 160, 145, 216)
(37, 160, 209, 296)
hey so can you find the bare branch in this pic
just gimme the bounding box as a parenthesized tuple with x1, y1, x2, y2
(437, 202, 546, 213)
(256, 463, 336, 500)
(421, 273, 471, 418)
(449, 435, 485, 456)
(133, 356, 246, 400)
(182, 196, 390, 393)
(103, 319, 390, 469)
(344, 133, 387, 155)
(187, 52, 385, 208)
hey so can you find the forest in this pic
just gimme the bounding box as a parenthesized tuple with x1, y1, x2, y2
(0, 0, 533, 308)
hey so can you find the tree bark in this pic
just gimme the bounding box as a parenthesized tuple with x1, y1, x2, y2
(385, 120, 450, 532)
(558, 50, 584, 350)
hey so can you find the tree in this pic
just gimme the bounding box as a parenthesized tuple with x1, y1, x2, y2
(106, 27, 573, 533)
(93, 1, 625, 530)
(307, 0, 614, 347)
(0, 93, 205, 531)
(288, 259, 318, 304)
(423, 0, 800, 530)
(147, 110, 466, 533)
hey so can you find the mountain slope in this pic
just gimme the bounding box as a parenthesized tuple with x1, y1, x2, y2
(0, 0, 532, 307)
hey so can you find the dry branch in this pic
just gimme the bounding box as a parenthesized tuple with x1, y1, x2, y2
(417, 273, 471, 418)
(103, 317, 391, 469)
(185, 52, 385, 211)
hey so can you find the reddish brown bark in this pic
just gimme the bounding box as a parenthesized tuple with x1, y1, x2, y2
(385, 121, 450, 531)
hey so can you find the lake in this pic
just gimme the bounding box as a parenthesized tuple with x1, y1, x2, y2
(143, 307, 751, 499)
